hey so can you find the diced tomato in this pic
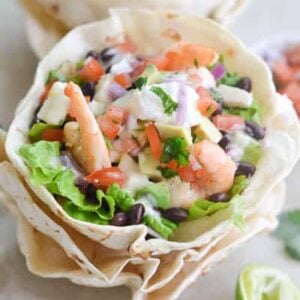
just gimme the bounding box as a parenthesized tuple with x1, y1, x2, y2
(196, 87, 218, 116)
(164, 44, 217, 71)
(166, 160, 178, 171)
(98, 116, 121, 140)
(115, 41, 137, 54)
(40, 81, 55, 103)
(79, 58, 105, 82)
(85, 167, 126, 188)
(283, 81, 300, 115)
(114, 73, 132, 89)
(213, 114, 245, 132)
(41, 128, 64, 142)
(120, 138, 140, 155)
(106, 105, 128, 124)
(145, 122, 162, 160)
(147, 55, 169, 71)
(273, 60, 296, 87)
(178, 165, 195, 183)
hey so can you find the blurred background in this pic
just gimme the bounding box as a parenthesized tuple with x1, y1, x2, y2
(0, 0, 299, 299)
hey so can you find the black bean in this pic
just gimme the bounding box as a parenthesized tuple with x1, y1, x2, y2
(244, 120, 266, 140)
(130, 204, 145, 225)
(145, 234, 157, 240)
(218, 134, 232, 152)
(209, 192, 230, 203)
(81, 82, 95, 99)
(236, 77, 252, 92)
(111, 212, 128, 226)
(163, 207, 188, 223)
(100, 47, 115, 64)
(85, 50, 100, 60)
(211, 104, 223, 117)
(76, 178, 98, 204)
(235, 162, 256, 177)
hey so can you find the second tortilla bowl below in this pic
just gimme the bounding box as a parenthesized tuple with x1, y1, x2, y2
(3, 9, 300, 258)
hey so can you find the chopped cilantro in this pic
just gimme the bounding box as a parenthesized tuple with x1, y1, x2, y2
(134, 77, 148, 90)
(161, 137, 189, 166)
(46, 69, 67, 84)
(157, 166, 178, 179)
(219, 72, 240, 87)
(151, 86, 178, 115)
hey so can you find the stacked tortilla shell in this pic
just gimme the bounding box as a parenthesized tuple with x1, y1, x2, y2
(19, 0, 248, 58)
(1, 9, 300, 299)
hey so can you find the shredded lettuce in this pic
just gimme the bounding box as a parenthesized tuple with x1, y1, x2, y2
(224, 101, 261, 123)
(143, 215, 177, 239)
(19, 141, 63, 185)
(242, 141, 262, 165)
(62, 201, 109, 225)
(46, 69, 67, 84)
(136, 182, 170, 209)
(106, 184, 135, 212)
(188, 175, 249, 227)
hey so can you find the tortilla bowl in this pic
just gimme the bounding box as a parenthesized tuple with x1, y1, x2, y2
(0, 156, 284, 299)
(19, 0, 248, 58)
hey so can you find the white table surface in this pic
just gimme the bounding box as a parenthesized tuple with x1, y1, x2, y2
(0, 0, 299, 299)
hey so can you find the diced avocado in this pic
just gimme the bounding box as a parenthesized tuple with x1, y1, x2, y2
(155, 122, 193, 145)
(138, 148, 162, 179)
(193, 117, 222, 143)
(139, 64, 163, 85)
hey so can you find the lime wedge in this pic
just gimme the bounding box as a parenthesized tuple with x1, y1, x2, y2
(236, 264, 300, 300)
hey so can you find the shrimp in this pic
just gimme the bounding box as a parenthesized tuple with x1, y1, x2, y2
(191, 140, 237, 197)
(65, 82, 111, 173)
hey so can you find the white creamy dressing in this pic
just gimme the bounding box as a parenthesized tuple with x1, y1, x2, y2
(227, 131, 254, 162)
(37, 82, 70, 125)
(89, 74, 114, 116)
(136, 196, 162, 219)
(114, 81, 202, 127)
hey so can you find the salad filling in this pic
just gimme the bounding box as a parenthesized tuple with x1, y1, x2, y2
(20, 41, 266, 240)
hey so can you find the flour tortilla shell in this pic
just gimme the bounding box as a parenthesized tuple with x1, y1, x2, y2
(5, 9, 300, 256)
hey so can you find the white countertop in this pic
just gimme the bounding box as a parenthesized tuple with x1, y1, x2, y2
(0, 0, 299, 299)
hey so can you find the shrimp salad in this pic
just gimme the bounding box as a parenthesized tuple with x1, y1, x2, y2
(19, 41, 266, 240)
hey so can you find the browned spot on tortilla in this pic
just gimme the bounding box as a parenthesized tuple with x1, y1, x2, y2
(50, 4, 59, 14)
(71, 254, 84, 265)
(86, 269, 93, 275)
(87, 227, 96, 233)
(54, 229, 60, 233)
(162, 28, 182, 42)
(105, 35, 121, 46)
(98, 231, 113, 242)
(226, 48, 235, 57)
(165, 12, 179, 19)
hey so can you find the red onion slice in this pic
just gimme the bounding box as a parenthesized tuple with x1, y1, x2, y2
(107, 83, 127, 100)
(211, 63, 226, 81)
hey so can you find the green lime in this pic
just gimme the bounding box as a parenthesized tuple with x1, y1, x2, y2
(236, 264, 300, 300)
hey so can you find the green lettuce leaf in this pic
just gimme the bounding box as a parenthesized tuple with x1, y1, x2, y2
(136, 182, 170, 209)
(95, 190, 116, 220)
(19, 141, 63, 185)
(219, 72, 240, 86)
(188, 199, 230, 221)
(223, 101, 261, 123)
(242, 141, 262, 165)
(143, 215, 177, 239)
(62, 201, 109, 225)
(106, 184, 135, 212)
(231, 195, 245, 230)
(229, 175, 250, 197)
